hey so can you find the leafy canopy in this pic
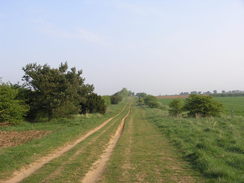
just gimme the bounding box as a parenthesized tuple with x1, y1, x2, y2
(0, 84, 29, 123)
(184, 94, 223, 117)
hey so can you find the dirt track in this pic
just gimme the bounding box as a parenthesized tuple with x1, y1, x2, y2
(81, 108, 130, 183)
(1, 106, 127, 183)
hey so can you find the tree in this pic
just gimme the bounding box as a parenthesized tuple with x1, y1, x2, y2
(22, 62, 93, 120)
(0, 84, 29, 123)
(169, 99, 184, 117)
(184, 94, 223, 117)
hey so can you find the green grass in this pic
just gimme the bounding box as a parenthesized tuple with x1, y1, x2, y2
(158, 96, 244, 116)
(158, 98, 175, 105)
(0, 102, 126, 179)
(100, 106, 203, 183)
(21, 105, 131, 183)
(146, 108, 244, 183)
(214, 97, 244, 116)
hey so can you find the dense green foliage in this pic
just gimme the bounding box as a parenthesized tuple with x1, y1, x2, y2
(136, 93, 163, 109)
(146, 108, 244, 183)
(110, 95, 123, 104)
(102, 96, 111, 106)
(184, 95, 223, 117)
(80, 93, 106, 114)
(168, 99, 184, 117)
(22, 63, 91, 120)
(114, 88, 134, 97)
(110, 88, 133, 104)
(0, 84, 29, 123)
(143, 95, 160, 108)
(0, 62, 107, 122)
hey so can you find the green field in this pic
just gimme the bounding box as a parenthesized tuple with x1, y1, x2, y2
(1, 97, 244, 183)
(147, 107, 244, 182)
(214, 97, 244, 116)
(159, 96, 244, 116)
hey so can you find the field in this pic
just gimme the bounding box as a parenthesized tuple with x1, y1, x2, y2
(159, 96, 244, 116)
(0, 97, 243, 183)
(151, 97, 244, 183)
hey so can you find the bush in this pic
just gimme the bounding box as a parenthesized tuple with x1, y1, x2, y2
(81, 94, 106, 114)
(102, 96, 111, 106)
(0, 85, 29, 123)
(169, 99, 184, 117)
(144, 95, 160, 108)
(110, 95, 122, 104)
(184, 94, 223, 117)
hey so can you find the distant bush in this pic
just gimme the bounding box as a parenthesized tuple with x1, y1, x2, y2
(102, 96, 111, 106)
(0, 84, 29, 123)
(184, 94, 223, 117)
(169, 99, 184, 117)
(144, 95, 160, 108)
(110, 95, 122, 104)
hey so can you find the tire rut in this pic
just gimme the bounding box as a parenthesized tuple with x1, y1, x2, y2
(81, 107, 131, 183)
(0, 105, 128, 183)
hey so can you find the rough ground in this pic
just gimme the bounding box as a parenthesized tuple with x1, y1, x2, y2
(0, 130, 50, 148)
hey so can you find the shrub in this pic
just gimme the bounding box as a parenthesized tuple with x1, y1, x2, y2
(102, 96, 111, 106)
(184, 94, 223, 117)
(169, 99, 184, 117)
(0, 85, 29, 123)
(80, 93, 106, 114)
(144, 95, 160, 108)
(110, 95, 122, 104)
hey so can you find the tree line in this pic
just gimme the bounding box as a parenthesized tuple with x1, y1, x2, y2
(0, 63, 126, 123)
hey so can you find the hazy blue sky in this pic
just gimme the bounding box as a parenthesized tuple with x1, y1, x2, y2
(0, 0, 244, 95)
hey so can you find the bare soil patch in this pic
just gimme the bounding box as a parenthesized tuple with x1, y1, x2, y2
(0, 122, 11, 127)
(0, 130, 50, 148)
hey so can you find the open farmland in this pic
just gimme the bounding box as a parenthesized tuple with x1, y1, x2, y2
(214, 97, 244, 116)
(148, 97, 244, 183)
(158, 96, 244, 117)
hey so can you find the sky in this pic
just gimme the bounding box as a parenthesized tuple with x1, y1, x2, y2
(0, 0, 244, 95)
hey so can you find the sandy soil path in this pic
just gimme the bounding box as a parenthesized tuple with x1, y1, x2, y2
(81, 108, 131, 183)
(1, 106, 127, 183)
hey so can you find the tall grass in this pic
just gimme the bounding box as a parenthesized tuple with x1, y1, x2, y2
(146, 108, 244, 183)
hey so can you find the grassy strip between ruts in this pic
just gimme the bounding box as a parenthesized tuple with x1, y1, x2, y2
(100, 105, 203, 183)
(145, 107, 244, 183)
(0, 101, 126, 179)
(21, 105, 131, 183)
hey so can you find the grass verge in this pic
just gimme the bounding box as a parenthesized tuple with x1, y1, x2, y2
(146, 107, 244, 183)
